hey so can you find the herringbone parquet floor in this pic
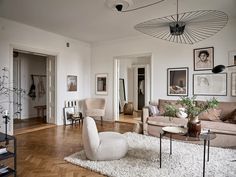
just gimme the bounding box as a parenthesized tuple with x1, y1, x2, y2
(10, 121, 134, 177)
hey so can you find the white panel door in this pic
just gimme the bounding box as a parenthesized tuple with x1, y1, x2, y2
(46, 56, 56, 124)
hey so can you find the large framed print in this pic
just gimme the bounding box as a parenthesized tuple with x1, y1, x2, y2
(167, 67, 188, 96)
(95, 73, 108, 95)
(231, 72, 236, 96)
(193, 73, 227, 96)
(194, 47, 214, 71)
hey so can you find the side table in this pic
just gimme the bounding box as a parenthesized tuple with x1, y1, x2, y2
(159, 126, 216, 177)
(69, 112, 84, 126)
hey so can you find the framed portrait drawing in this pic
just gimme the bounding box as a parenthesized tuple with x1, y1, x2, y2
(228, 50, 236, 66)
(167, 67, 188, 96)
(67, 75, 77, 91)
(194, 47, 214, 71)
(63, 107, 74, 125)
(231, 72, 236, 96)
(95, 73, 108, 95)
(193, 73, 227, 96)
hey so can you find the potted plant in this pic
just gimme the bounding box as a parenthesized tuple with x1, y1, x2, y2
(164, 96, 219, 137)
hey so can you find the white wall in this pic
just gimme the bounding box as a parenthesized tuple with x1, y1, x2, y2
(0, 17, 91, 134)
(91, 18, 236, 121)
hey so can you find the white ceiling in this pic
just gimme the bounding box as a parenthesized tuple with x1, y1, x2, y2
(0, 0, 235, 43)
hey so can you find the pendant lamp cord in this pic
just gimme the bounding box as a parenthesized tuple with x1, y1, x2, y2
(177, 0, 179, 22)
(123, 0, 165, 12)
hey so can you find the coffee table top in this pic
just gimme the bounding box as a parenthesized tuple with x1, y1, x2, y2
(199, 132, 216, 141)
(162, 126, 187, 134)
(161, 126, 216, 141)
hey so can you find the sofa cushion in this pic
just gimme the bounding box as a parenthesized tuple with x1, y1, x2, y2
(148, 104, 159, 116)
(158, 99, 181, 115)
(222, 109, 236, 124)
(198, 109, 222, 121)
(176, 108, 188, 119)
(217, 102, 236, 119)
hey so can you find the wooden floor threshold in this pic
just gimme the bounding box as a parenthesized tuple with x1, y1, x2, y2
(115, 120, 137, 125)
(14, 124, 56, 135)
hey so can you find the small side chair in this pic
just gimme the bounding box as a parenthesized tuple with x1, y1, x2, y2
(84, 98, 106, 125)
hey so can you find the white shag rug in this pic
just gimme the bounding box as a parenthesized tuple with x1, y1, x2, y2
(64, 132, 236, 177)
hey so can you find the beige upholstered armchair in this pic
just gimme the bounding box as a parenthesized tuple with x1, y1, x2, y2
(84, 98, 106, 125)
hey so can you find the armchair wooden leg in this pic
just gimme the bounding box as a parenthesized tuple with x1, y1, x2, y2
(101, 116, 103, 126)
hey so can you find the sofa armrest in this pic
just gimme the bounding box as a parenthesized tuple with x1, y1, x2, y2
(142, 107, 149, 135)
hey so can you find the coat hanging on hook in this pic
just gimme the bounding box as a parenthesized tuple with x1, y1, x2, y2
(28, 75, 36, 100)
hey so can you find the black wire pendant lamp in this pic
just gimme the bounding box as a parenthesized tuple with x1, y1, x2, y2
(134, 0, 228, 44)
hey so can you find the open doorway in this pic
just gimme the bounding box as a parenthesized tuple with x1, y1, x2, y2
(13, 49, 56, 135)
(114, 54, 151, 124)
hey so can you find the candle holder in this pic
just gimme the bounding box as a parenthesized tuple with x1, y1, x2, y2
(2, 114, 10, 145)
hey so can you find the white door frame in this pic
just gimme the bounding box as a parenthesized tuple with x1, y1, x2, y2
(113, 53, 152, 121)
(113, 59, 119, 121)
(9, 44, 58, 134)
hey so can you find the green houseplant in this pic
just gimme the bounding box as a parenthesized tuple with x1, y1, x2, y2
(177, 96, 219, 121)
(164, 96, 219, 137)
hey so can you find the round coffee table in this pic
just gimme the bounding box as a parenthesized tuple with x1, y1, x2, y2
(159, 126, 216, 177)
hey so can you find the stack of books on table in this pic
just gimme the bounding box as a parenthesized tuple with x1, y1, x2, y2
(0, 164, 8, 174)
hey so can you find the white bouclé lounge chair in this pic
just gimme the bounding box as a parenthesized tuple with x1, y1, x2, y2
(82, 117, 128, 161)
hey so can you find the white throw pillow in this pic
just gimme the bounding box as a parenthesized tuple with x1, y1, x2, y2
(176, 108, 188, 119)
(148, 105, 160, 116)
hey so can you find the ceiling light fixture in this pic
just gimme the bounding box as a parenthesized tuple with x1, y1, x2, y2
(105, 0, 164, 12)
(134, 0, 228, 44)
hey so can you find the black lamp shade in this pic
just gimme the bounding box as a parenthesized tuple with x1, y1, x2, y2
(115, 4, 123, 11)
(212, 65, 226, 73)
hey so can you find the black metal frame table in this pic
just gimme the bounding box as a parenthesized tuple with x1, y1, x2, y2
(0, 132, 17, 177)
(159, 127, 216, 177)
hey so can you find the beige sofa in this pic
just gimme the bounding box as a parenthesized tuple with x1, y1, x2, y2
(142, 99, 236, 148)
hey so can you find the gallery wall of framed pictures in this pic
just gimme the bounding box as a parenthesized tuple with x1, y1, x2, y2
(167, 46, 236, 97)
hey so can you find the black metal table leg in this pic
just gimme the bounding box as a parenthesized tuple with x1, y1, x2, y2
(14, 137, 17, 177)
(170, 134, 172, 155)
(207, 139, 210, 162)
(207, 129, 210, 162)
(160, 133, 162, 168)
(203, 139, 206, 177)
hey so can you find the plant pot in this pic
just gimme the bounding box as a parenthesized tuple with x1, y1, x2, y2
(187, 117, 201, 137)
